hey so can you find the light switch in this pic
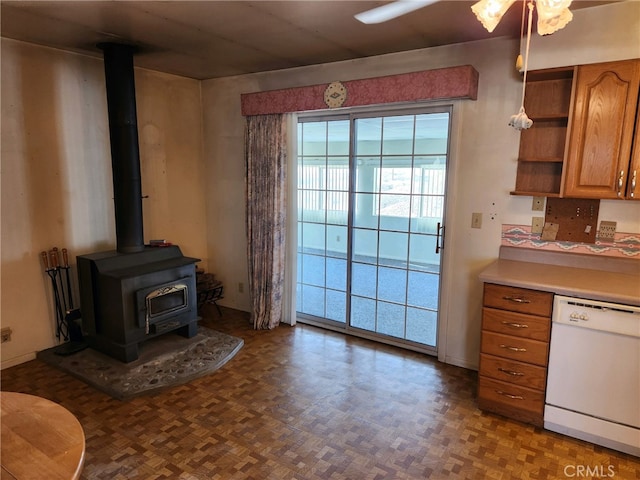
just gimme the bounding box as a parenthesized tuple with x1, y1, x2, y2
(471, 212, 482, 229)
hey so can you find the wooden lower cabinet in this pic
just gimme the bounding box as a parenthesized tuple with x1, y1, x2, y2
(478, 283, 553, 427)
(478, 377, 545, 426)
(479, 354, 547, 390)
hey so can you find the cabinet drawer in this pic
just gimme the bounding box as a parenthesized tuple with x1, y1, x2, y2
(480, 331, 549, 366)
(478, 376, 545, 418)
(479, 353, 547, 390)
(482, 307, 550, 342)
(484, 283, 553, 317)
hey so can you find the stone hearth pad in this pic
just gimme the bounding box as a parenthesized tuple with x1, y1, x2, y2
(37, 327, 243, 400)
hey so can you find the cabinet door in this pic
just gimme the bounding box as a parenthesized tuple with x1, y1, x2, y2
(564, 60, 640, 199)
(628, 105, 640, 200)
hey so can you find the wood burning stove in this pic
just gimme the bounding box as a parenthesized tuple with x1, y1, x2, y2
(77, 43, 200, 363)
(78, 246, 199, 363)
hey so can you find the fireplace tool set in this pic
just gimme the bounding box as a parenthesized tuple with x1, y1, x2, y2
(41, 247, 87, 355)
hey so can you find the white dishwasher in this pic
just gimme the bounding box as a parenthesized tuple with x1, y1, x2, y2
(545, 295, 640, 457)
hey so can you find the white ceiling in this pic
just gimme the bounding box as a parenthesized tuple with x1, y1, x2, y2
(0, 1, 616, 80)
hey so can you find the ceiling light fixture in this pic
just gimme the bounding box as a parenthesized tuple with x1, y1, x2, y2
(471, 0, 574, 36)
(509, 1, 535, 130)
(471, 0, 575, 130)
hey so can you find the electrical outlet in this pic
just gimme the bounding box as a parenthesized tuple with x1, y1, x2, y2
(532, 216, 544, 234)
(1, 327, 12, 343)
(471, 212, 482, 229)
(532, 196, 545, 211)
(238, 282, 244, 293)
(598, 221, 617, 239)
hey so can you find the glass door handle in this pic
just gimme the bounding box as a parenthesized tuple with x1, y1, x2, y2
(435, 222, 445, 254)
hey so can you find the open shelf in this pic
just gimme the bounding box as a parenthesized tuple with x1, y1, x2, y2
(518, 118, 568, 161)
(511, 66, 575, 197)
(513, 160, 563, 195)
(510, 191, 561, 198)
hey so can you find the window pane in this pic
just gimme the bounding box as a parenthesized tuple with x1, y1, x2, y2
(327, 158, 349, 189)
(327, 120, 350, 155)
(327, 191, 348, 217)
(415, 113, 449, 154)
(413, 162, 446, 195)
(326, 225, 347, 257)
(408, 234, 439, 270)
(352, 228, 377, 262)
(378, 195, 410, 231)
(301, 222, 325, 254)
(380, 158, 413, 193)
(300, 191, 324, 222)
(382, 116, 415, 155)
(301, 254, 325, 287)
(301, 122, 326, 155)
(351, 262, 377, 298)
(407, 271, 439, 309)
(409, 198, 442, 233)
(379, 231, 407, 266)
(353, 194, 378, 229)
(326, 289, 346, 322)
(300, 284, 325, 317)
(326, 257, 347, 290)
(351, 296, 376, 330)
(406, 307, 437, 346)
(376, 301, 405, 338)
(377, 267, 407, 303)
(354, 157, 381, 193)
(355, 117, 382, 155)
(298, 158, 327, 188)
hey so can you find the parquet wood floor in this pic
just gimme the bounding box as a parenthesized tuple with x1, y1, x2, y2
(2, 306, 638, 479)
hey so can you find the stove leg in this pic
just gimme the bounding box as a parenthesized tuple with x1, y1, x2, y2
(177, 321, 197, 339)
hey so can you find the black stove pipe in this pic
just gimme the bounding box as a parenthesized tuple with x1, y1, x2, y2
(98, 42, 144, 253)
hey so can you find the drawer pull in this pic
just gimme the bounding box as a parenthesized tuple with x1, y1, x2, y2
(502, 296, 531, 304)
(501, 321, 529, 329)
(495, 390, 524, 400)
(498, 367, 525, 376)
(499, 344, 527, 352)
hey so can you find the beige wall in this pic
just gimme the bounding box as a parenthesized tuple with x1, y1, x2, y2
(529, 1, 640, 69)
(1, 39, 207, 368)
(201, 2, 640, 369)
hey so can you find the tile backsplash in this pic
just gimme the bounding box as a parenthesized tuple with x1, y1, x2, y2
(502, 224, 640, 258)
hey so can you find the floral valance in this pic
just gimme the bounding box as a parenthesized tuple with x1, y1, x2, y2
(240, 65, 479, 116)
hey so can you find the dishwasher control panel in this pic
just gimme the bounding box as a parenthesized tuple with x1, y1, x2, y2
(553, 295, 640, 338)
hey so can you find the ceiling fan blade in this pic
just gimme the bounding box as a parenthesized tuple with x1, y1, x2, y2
(355, 0, 441, 24)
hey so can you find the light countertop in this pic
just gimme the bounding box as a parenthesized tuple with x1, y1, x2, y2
(479, 247, 640, 306)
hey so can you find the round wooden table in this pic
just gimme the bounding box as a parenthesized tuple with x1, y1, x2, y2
(1, 392, 85, 480)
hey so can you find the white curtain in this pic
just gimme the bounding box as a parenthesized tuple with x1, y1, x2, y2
(281, 113, 297, 325)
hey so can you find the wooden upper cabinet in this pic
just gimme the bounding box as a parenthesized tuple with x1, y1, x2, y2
(628, 105, 640, 200)
(563, 59, 640, 199)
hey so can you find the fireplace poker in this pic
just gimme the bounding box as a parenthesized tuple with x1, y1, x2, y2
(51, 247, 68, 312)
(42, 251, 66, 340)
(50, 249, 69, 340)
(61, 248, 74, 309)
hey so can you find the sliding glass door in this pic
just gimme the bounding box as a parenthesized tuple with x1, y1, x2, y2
(297, 107, 451, 353)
